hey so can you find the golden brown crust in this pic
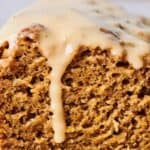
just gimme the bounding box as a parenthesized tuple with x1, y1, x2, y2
(0, 26, 149, 150)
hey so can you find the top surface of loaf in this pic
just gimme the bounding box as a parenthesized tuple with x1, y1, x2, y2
(0, 0, 149, 69)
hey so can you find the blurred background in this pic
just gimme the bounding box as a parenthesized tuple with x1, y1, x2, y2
(0, 0, 149, 27)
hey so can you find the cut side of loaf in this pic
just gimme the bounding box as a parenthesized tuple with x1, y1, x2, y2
(0, 26, 150, 150)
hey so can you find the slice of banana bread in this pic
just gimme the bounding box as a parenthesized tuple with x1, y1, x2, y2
(0, 25, 149, 150)
(0, 0, 149, 149)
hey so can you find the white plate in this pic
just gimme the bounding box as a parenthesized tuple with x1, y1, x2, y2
(0, 0, 149, 27)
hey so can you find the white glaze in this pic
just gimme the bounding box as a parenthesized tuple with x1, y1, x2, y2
(0, 0, 149, 143)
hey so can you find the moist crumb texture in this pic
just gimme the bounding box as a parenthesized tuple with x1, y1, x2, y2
(0, 28, 150, 150)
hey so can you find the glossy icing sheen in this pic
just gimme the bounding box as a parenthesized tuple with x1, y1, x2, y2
(0, 0, 149, 143)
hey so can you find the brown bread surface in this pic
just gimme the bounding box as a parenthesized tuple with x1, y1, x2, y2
(0, 26, 150, 150)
